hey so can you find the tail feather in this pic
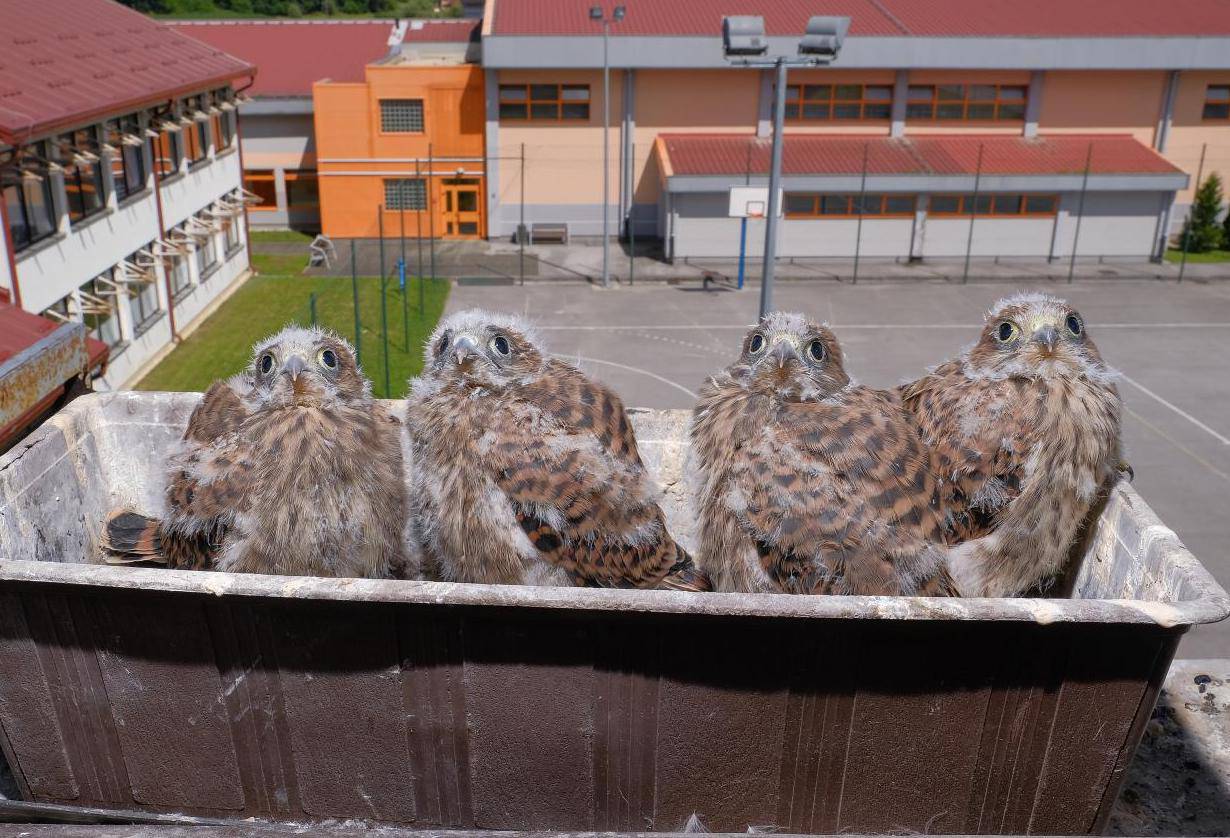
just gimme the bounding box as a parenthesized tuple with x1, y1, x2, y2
(101, 510, 167, 565)
(658, 545, 713, 593)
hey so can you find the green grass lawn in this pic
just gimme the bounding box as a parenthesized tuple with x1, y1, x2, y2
(136, 252, 449, 398)
(1164, 248, 1230, 264)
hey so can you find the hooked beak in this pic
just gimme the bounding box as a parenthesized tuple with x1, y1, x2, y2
(1032, 325, 1059, 355)
(451, 333, 480, 365)
(281, 355, 307, 381)
(770, 339, 798, 368)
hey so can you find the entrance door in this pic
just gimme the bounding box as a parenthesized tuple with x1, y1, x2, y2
(441, 179, 483, 238)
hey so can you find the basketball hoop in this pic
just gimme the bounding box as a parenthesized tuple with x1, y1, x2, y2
(728, 187, 781, 218)
(744, 200, 766, 219)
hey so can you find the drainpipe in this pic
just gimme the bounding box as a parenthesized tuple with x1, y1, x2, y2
(0, 187, 22, 309)
(1155, 71, 1180, 153)
(150, 102, 178, 341)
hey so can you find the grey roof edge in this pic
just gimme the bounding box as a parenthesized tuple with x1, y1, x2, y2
(666, 173, 1191, 192)
(242, 97, 314, 116)
(482, 34, 1230, 70)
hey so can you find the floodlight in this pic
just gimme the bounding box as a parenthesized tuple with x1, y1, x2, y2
(798, 16, 849, 58)
(722, 15, 767, 56)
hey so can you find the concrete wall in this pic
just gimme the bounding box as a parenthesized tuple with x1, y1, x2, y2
(668, 190, 1166, 260)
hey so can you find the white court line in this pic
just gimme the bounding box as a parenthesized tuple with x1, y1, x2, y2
(1120, 373, 1230, 446)
(535, 323, 1230, 331)
(1124, 406, 1230, 483)
(554, 354, 698, 400)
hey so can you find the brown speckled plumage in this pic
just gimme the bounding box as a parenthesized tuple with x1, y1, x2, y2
(690, 313, 955, 596)
(103, 327, 409, 579)
(406, 309, 708, 590)
(899, 293, 1123, 597)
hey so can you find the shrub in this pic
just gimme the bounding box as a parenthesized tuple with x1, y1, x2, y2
(1180, 171, 1225, 253)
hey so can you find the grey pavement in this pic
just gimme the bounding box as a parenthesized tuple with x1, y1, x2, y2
(446, 278, 1230, 658)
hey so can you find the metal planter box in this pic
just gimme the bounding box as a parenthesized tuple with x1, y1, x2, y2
(0, 393, 1226, 834)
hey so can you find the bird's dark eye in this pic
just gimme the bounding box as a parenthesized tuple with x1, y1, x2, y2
(318, 348, 338, 369)
(259, 353, 274, 374)
(1065, 313, 1083, 336)
(748, 333, 765, 353)
(995, 321, 1020, 343)
(490, 334, 511, 356)
(808, 339, 826, 361)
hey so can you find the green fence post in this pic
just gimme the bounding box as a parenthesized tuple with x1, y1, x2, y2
(350, 240, 361, 368)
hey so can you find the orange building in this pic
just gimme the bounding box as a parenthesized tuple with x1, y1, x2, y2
(314, 26, 486, 240)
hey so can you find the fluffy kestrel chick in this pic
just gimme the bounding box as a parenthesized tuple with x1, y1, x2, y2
(103, 326, 409, 578)
(899, 293, 1123, 597)
(690, 313, 954, 596)
(405, 309, 709, 591)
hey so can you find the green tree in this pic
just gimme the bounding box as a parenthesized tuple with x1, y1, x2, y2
(1181, 171, 1225, 253)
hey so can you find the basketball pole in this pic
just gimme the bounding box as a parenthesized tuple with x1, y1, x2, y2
(737, 216, 748, 290)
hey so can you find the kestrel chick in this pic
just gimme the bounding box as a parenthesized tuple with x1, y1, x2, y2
(103, 326, 410, 578)
(899, 293, 1123, 597)
(690, 313, 954, 596)
(405, 309, 709, 591)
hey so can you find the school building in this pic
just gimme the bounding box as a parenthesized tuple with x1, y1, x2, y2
(182, 0, 1230, 262)
(2, 0, 255, 389)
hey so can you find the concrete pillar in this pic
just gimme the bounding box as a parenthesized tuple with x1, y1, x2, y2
(909, 195, 927, 260)
(756, 69, 773, 138)
(890, 70, 909, 138)
(1155, 191, 1176, 260)
(484, 68, 501, 238)
(1024, 71, 1045, 139)
(274, 168, 288, 215)
(620, 69, 636, 238)
(1155, 71, 1180, 152)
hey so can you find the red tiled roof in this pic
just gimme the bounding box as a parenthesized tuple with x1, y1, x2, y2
(172, 19, 478, 97)
(0, 305, 107, 370)
(0, 0, 254, 143)
(658, 134, 1184, 177)
(491, 0, 1230, 37)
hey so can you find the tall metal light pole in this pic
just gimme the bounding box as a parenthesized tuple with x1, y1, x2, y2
(723, 16, 848, 318)
(591, 5, 625, 288)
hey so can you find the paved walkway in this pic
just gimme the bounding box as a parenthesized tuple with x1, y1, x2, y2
(273, 236, 1230, 284)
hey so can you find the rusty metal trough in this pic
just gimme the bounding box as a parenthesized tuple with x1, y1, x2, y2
(0, 392, 1226, 834)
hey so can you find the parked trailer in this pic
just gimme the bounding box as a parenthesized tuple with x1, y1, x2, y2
(0, 393, 1226, 834)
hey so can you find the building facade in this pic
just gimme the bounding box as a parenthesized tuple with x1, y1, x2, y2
(1, 0, 255, 389)
(475, 0, 1230, 261)
(176, 18, 480, 234)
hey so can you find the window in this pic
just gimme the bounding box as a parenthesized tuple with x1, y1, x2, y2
(224, 216, 241, 252)
(107, 116, 148, 201)
(59, 129, 106, 224)
(928, 194, 1058, 216)
(194, 223, 218, 277)
(785, 84, 893, 120)
(169, 250, 192, 297)
(384, 178, 427, 211)
(285, 170, 319, 211)
(152, 122, 184, 178)
(243, 171, 277, 211)
(906, 84, 1027, 121)
(211, 91, 235, 151)
(499, 84, 590, 121)
(3, 154, 58, 251)
(81, 275, 122, 349)
(1203, 85, 1230, 120)
(123, 250, 161, 333)
(183, 96, 210, 164)
(380, 99, 425, 133)
(784, 193, 917, 218)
